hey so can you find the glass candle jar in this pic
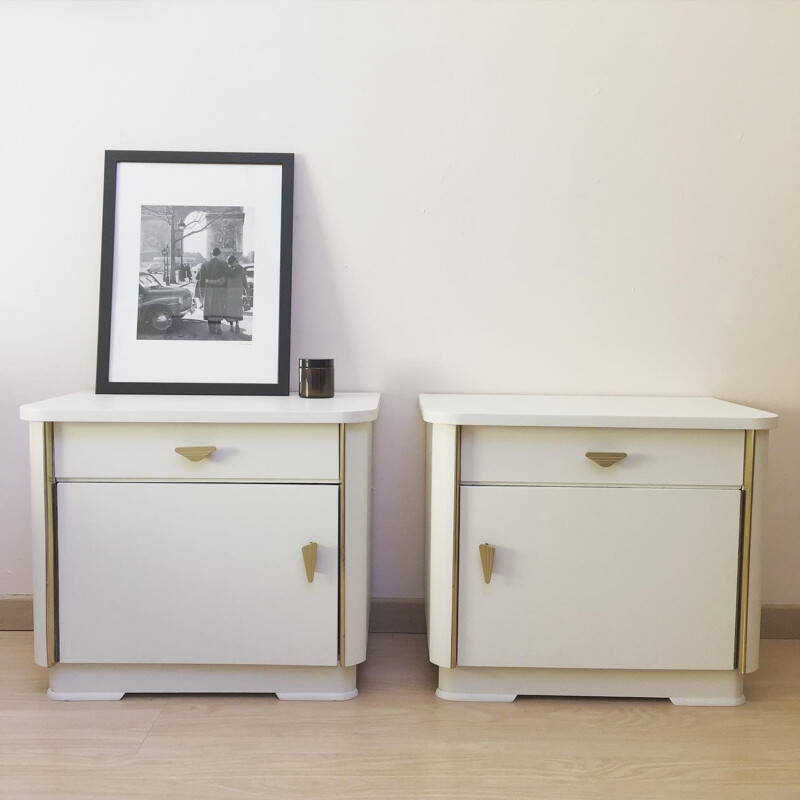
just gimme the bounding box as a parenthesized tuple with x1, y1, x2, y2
(298, 358, 335, 398)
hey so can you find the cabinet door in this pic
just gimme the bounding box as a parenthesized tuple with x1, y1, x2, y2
(57, 483, 339, 666)
(458, 486, 741, 671)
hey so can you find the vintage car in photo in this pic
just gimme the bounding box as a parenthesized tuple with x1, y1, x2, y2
(138, 272, 195, 331)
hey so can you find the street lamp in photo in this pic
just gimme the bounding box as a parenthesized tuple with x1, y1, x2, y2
(178, 218, 186, 281)
(161, 246, 169, 285)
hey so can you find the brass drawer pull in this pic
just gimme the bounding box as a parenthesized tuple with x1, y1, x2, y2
(302, 542, 318, 583)
(586, 452, 627, 468)
(479, 543, 495, 584)
(174, 446, 217, 462)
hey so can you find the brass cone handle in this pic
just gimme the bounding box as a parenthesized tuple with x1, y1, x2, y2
(479, 543, 495, 584)
(585, 452, 627, 468)
(302, 542, 318, 583)
(175, 446, 217, 462)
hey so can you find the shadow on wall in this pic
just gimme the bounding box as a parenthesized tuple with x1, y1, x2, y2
(288, 167, 441, 597)
(290, 154, 354, 388)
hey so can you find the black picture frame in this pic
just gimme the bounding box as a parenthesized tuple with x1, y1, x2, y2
(95, 150, 293, 395)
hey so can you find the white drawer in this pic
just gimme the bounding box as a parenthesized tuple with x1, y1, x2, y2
(460, 426, 744, 487)
(54, 422, 339, 481)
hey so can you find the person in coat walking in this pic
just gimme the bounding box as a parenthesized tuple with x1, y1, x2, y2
(224, 255, 247, 334)
(195, 247, 228, 336)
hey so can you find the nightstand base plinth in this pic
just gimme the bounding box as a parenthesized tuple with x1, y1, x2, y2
(47, 663, 358, 701)
(437, 666, 746, 707)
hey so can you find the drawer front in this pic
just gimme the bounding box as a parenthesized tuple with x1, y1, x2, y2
(461, 426, 744, 487)
(54, 422, 339, 481)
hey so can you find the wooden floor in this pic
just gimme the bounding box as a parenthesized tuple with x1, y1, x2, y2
(1, 633, 799, 799)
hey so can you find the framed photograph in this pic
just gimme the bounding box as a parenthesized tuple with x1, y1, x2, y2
(95, 150, 293, 395)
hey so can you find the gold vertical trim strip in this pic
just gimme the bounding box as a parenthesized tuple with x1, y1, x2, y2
(737, 430, 756, 674)
(450, 426, 462, 669)
(43, 422, 58, 666)
(338, 423, 346, 667)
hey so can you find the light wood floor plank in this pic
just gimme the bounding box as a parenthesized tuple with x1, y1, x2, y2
(1, 633, 799, 799)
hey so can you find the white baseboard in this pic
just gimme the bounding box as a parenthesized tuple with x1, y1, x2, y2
(760, 605, 800, 639)
(369, 597, 426, 633)
(0, 596, 34, 630)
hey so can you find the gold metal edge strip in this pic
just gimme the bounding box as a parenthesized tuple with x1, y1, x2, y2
(338, 423, 346, 667)
(450, 426, 462, 669)
(43, 422, 58, 667)
(737, 430, 756, 674)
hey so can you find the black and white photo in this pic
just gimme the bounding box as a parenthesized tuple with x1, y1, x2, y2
(136, 205, 254, 342)
(96, 151, 293, 395)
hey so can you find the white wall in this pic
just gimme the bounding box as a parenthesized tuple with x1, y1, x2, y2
(2, 0, 799, 603)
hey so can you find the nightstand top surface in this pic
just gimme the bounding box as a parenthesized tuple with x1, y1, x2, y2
(418, 394, 777, 429)
(20, 391, 380, 424)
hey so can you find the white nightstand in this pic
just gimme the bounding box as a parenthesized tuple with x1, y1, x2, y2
(21, 391, 379, 701)
(420, 394, 777, 705)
